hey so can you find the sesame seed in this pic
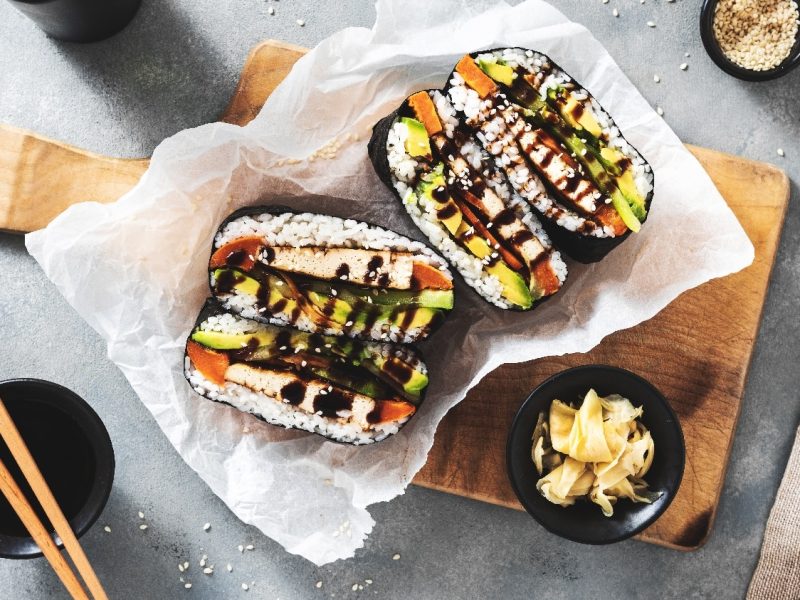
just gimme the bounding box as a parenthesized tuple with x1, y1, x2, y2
(351, 584, 358, 591)
(138, 512, 145, 519)
(647, 21, 655, 27)
(238, 545, 244, 553)
(185, 583, 192, 589)
(203, 523, 211, 531)
(657, 106, 664, 116)
(242, 583, 249, 591)
(679, 63, 688, 70)
(316, 581, 323, 588)
(653, 74, 661, 83)
(301, 360, 307, 367)
(227, 564, 233, 572)
(268, 6, 274, 15)
(365, 580, 373, 585)
(203, 568, 213, 575)
(245, 544, 254, 551)
(777, 148, 785, 156)
(392, 553, 401, 560)
(139, 524, 148, 531)
(296, 19, 305, 26)
(612, 8, 619, 17)
(179, 564, 185, 573)
(345, 321, 354, 327)
(184, 562, 190, 569)
(103, 526, 111, 533)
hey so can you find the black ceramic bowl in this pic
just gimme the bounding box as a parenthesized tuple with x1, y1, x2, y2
(700, 0, 800, 81)
(506, 365, 684, 544)
(0, 379, 114, 559)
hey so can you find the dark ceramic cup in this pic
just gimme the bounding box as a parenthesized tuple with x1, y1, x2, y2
(506, 365, 684, 544)
(6, 0, 142, 43)
(0, 379, 114, 559)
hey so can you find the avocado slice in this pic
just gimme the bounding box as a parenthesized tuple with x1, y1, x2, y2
(213, 268, 260, 296)
(599, 147, 647, 219)
(401, 117, 432, 159)
(306, 291, 352, 324)
(547, 87, 603, 139)
(392, 306, 442, 331)
(370, 356, 429, 399)
(417, 165, 462, 235)
(478, 59, 516, 86)
(333, 284, 454, 310)
(191, 329, 276, 350)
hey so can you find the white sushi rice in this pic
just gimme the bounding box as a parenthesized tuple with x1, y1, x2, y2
(213, 212, 452, 343)
(386, 92, 567, 308)
(184, 312, 424, 445)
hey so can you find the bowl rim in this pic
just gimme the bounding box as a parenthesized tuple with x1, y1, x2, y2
(700, 0, 800, 82)
(0, 378, 115, 559)
(505, 364, 685, 545)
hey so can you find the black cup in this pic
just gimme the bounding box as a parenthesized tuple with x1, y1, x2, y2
(6, 0, 142, 43)
(0, 379, 115, 559)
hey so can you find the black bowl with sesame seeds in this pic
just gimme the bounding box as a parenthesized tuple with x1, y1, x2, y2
(701, 0, 800, 81)
(506, 365, 684, 545)
(0, 379, 115, 559)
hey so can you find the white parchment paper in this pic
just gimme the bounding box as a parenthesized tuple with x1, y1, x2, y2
(26, 0, 753, 565)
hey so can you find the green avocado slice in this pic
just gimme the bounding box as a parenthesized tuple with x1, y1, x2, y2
(191, 329, 276, 350)
(401, 117, 432, 159)
(478, 59, 516, 86)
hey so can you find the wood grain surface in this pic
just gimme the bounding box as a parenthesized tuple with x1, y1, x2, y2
(0, 41, 789, 550)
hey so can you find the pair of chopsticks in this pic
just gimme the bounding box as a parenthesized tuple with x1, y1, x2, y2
(0, 398, 108, 600)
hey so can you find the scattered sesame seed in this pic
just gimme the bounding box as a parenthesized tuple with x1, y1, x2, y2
(238, 545, 244, 553)
(657, 106, 664, 116)
(203, 568, 213, 575)
(139, 524, 148, 531)
(185, 583, 192, 590)
(777, 148, 785, 156)
(653, 74, 661, 83)
(103, 526, 111, 533)
(184, 561, 190, 570)
(242, 583, 249, 591)
(679, 63, 688, 70)
(179, 564, 185, 573)
(316, 581, 323, 589)
(647, 21, 656, 27)
(602, 0, 608, 3)
(203, 523, 211, 532)
(685, 52, 691, 57)
(365, 580, 373, 585)
(138, 512, 145, 519)
(351, 584, 359, 591)
(358, 585, 363, 591)
(246, 544, 254, 551)
(227, 564, 233, 572)
(268, 6, 275, 15)
(392, 554, 401, 560)
(612, 8, 619, 17)
(296, 19, 305, 26)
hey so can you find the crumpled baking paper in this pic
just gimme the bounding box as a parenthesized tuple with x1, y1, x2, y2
(25, 0, 754, 565)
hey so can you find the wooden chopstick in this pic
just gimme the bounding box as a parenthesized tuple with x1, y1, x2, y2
(0, 456, 90, 600)
(0, 398, 108, 600)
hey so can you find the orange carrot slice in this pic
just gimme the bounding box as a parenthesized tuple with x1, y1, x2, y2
(532, 255, 562, 297)
(209, 236, 264, 270)
(411, 262, 453, 290)
(373, 400, 416, 424)
(408, 92, 444, 136)
(455, 55, 498, 99)
(186, 341, 230, 386)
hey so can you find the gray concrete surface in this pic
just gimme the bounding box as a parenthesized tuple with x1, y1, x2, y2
(0, 0, 798, 598)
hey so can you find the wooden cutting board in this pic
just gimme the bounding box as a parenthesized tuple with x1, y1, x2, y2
(0, 41, 789, 550)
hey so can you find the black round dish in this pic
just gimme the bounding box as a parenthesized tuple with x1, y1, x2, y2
(700, 0, 800, 81)
(506, 365, 684, 545)
(0, 379, 114, 559)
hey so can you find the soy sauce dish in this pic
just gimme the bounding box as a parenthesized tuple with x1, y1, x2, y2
(506, 366, 684, 544)
(0, 379, 115, 559)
